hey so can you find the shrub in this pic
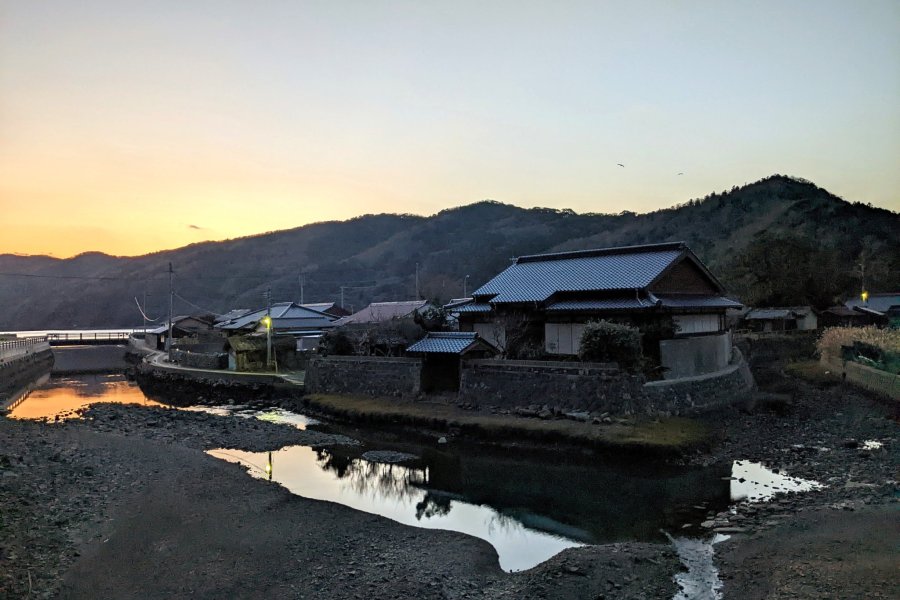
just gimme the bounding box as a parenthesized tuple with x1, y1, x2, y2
(578, 320, 643, 369)
(816, 326, 900, 361)
(319, 330, 355, 356)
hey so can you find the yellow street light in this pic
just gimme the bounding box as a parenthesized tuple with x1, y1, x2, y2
(861, 290, 869, 303)
(262, 316, 272, 328)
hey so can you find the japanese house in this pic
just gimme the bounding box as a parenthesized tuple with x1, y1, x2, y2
(453, 241, 742, 379)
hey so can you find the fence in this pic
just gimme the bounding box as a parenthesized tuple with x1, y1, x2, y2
(0, 336, 50, 363)
(47, 332, 132, 344)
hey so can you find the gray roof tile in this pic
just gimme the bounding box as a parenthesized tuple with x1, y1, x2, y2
(472, 243, 686, 303)
(406, 332, 488, 354)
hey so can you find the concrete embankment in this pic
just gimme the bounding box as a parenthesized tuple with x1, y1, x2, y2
(0, 343, 54, 401)
(136, 357, 302, 405)
(51, 345, 130, 375)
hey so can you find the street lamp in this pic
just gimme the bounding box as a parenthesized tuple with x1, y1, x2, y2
(464, 274, 470, 298)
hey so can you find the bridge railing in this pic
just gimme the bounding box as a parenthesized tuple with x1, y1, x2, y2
(0, 336, 50, 362)
(47, 332, 132, 343)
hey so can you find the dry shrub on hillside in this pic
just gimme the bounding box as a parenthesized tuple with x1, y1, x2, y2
(816, 326, 900, 360)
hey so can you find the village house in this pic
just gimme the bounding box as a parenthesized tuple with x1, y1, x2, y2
(453, 242, 742, 379)
(215, 302, 337, 336)
(742, 306, 818, 332)
(301, 302, 351, 318)
(145, 315, 215, 350)
(844, 293, 900, 327)
(333, 300, 434, 356)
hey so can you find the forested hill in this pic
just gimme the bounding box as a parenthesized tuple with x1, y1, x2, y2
(1, 175, 897, 329)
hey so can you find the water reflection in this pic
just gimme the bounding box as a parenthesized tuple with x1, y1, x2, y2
(7, 374, 164, 420)
(181, 406, 318, 430)
(730, 460, 823, 502)
(209, 444, 583, 571)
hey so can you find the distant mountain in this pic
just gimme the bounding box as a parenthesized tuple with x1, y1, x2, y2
(1, 175, 897, 329)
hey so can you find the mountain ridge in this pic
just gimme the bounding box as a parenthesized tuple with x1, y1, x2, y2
(1, 175, 897, 329)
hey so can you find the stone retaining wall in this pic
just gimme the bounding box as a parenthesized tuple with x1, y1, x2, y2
(459, 359, 647, 414)
(306, 356, 422, 397)
(460, 350, 755, 416)
(642, 348, 756, 414)
(171, 348, 227, 370)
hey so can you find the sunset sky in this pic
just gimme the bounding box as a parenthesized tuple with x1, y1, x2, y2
(1, 1, 898, 258)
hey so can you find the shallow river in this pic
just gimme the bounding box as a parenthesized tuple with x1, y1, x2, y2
(5, 373, 821, 576)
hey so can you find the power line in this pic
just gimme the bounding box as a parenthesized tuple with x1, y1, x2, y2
(173, 292, 224, 317)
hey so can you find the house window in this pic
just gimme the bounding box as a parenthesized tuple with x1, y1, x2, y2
(545, 323, 585, 355)
(673, 314, 722, 335)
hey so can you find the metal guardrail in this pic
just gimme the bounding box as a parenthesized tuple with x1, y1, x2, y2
(46, 332, 132, 343)
(0, 336, 50, 362)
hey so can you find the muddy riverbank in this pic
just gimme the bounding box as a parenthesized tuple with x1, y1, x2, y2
(0, 409, 680, 599)
(1, 361, 897, 599)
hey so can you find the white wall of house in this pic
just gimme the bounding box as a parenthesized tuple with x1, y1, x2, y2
(796, 312, 818, 330)
(474, 322, 507, 353)
(544, 322, 586, 355)
(673, 314, 722, 335)
(660, 331, 732, 379)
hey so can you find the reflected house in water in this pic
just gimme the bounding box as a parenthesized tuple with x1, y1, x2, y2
(452, 242, 743, 379)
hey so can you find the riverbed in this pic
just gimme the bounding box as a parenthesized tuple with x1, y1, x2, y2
(2, 369, 896, 599)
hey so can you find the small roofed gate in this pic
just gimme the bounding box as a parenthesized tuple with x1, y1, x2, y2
(406, 332, 499, 394)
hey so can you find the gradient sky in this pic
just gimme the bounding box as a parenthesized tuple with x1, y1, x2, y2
(1, 1, 898, 258)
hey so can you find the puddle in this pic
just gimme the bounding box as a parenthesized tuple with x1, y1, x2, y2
(208, 445, 583, 571)
(667, 533, 730, 600)
(184, 406, 318, 430)
(7, 376, 318, 431)
(730, 460, 823, 502)
(5, 374, 165, 420)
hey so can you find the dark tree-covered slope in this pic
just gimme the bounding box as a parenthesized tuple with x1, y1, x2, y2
(1, 175, 897, 329)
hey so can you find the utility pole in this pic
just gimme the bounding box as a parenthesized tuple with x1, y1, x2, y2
(415, 262, 419, 299)
(166, 263, 174, 362)
(340, 286, 346, 310)
(463, 274, 470, 298)
(265, 287, 272, 369)
(299, 274, 305, 305)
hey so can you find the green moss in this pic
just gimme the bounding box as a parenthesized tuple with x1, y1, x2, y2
(303, 394, 709, 452)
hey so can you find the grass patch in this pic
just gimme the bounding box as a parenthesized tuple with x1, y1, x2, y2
(784, 360, 843, 387)
(303, 394, 709, 452)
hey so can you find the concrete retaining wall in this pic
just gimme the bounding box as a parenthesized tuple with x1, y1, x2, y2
(306, 356, 422, 397)
(660, 332, 731, 379)
(821, 356, 900, 401)
(0, 348, 54, 399)
(51, 345, 129, 374)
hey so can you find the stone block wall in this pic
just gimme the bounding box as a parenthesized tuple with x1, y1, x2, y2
(459, 359, 647, 414)
(171, 348, 227, 370)
(642, 348, 756, 414)
(306, 356, 422, 397)
(460, 351, 755, 416)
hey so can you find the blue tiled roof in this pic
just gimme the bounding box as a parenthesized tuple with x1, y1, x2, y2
(745, 308, 794, 320)
(452, 302, 492, 313)
(545, 298, 651, 312)
(657, 295, 743, 309)
(407, 332, 487, 354)
(472, 243, 686, 303)
(845, 294, 900, 314)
